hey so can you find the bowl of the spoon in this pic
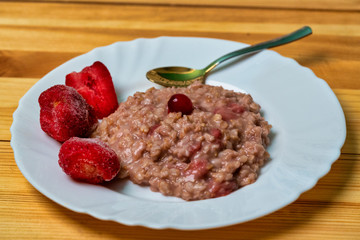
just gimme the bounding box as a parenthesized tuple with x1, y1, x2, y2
(146, 66, 205, 87)
(146, 26, 312, 88)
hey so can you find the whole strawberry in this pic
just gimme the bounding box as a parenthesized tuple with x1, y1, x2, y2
(38, 85, 98, 142)
(66, 61, 118, 119)
(58, 137, 120, 184)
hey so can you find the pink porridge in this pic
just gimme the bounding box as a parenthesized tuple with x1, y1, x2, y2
(92, 83, 271, 200)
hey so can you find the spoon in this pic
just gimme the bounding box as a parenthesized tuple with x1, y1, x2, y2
(146, 26, 312, 87)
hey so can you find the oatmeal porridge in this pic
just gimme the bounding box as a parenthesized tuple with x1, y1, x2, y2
(92, 83, 271, 200)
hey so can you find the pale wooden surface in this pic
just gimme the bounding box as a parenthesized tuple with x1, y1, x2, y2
(0, 1, 359, 239)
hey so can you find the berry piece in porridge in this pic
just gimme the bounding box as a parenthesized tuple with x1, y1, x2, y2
(66, 61, 118, 119)
(214, 102, 245, 121)
(185, 158, 210, 180)
(168, 93, 194, 115)
(58, 137, 120, 184)
(209, 180, 237, 198)
(38, 85, 97, 143)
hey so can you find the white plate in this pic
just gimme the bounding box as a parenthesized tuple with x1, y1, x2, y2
(10, 37, 346, 230)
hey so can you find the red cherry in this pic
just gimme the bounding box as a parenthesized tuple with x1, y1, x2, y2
(168, 94, 194, 115)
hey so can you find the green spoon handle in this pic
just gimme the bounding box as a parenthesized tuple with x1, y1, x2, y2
(203, 26, 312, 73)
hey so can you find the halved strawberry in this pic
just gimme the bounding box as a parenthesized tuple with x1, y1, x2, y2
(38, 85, 98, 143)
(65, 61, 118, 119)
(58, 137, 120, 184)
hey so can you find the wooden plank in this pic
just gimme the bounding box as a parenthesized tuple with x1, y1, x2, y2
(0, 50, 78, 78)
(0, 202, 359, 239)
(0, 77, 39, 141)
(334, 89, 360, 155)
(2, 2, 360, 25)
(26, 0, 360, 11)
(0, 3, 359, 52)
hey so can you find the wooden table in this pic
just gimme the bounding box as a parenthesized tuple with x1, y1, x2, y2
(1, 1, 359, 239)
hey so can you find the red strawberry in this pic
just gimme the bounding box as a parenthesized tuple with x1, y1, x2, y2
(58, 137, 120, 184)
(38, 85, 98, 143)
(185, 158, 209, 180)
(210, 128, 222, 139)
(66, 61, 118, 119)
(208, 180, 237, 198)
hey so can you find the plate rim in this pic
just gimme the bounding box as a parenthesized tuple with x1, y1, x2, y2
(10, 36, 347, 230)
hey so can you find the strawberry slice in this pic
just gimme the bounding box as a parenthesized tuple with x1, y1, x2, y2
(38, 85, 98, 143)
(66, 61, 118, 119)
(58, 137, 120, 184)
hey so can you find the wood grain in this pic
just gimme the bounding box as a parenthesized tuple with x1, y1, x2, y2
(1, 2, 359, 90)
(33, 0, 360, 11)
(0, 0, 359, 239)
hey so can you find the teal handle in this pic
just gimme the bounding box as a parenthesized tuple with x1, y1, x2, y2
(204, 26, 312, 73)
